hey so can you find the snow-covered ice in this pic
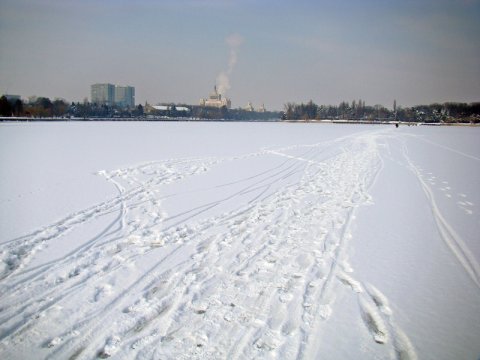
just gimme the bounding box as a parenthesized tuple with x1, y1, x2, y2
(0, 122, 479, 359)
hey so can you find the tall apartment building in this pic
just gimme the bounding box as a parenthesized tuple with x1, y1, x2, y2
(91, 83, 115, 106)
(115, 86, 135, 108)
(91, 84, 135, 108)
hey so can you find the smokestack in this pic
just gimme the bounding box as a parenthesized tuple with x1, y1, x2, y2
(216, 33, 244, 96)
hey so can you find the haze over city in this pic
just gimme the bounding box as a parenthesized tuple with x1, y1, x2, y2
(1, 0, 479, 110)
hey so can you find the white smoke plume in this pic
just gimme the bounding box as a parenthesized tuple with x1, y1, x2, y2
(216, 33, 244, 95)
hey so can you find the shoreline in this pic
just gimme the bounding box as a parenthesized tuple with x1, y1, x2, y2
(0, 117, 478, 126)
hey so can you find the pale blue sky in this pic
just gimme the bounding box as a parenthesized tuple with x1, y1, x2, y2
(1, 0, 479, 110)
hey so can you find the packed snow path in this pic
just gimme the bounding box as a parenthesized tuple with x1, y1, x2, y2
(0, 124, 479, 359)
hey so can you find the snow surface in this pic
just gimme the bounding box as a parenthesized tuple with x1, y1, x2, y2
(0, 122, 479, 360)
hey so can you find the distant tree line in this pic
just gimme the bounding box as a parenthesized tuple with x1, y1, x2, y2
(0, 96, 71, 117)
(283, 100, 480, 123)
(1, 95, 479, 123)
(69, 102, 144, 118)
(141, 104, 281, 121)
(0, 96, 144, 118)
(145, 104, 280, 121)
(190, 106, 280, 121)
(0, 96, 23, 117)
(0, 96, 279, 120)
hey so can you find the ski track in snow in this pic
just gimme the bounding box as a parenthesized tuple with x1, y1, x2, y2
(0, 128, 426, 359)
(401, 141, 480, 290)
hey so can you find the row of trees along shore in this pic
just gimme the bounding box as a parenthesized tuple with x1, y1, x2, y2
(0, 97, 144, 118)
(1, 95, 479, 123)
(0, 96, 279, 120)
(283, 100, 480, 123)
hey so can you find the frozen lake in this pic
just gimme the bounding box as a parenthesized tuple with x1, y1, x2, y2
(0, 122, 479, 359)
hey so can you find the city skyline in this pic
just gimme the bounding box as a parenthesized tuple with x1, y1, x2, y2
(1, 0, 479, 111)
